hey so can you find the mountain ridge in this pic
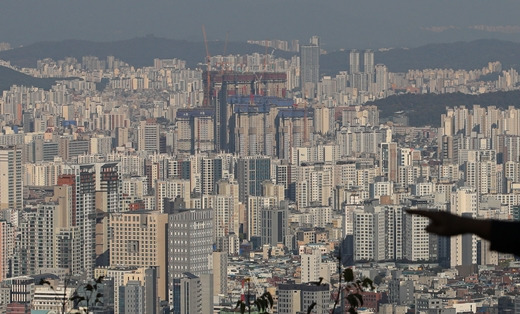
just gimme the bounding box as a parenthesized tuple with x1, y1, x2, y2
(0, 66, 65, 92)
(2, 37, 520, 74)
(367, 90, 520, 127)
(0, 36, 295, 69)
(320, 39, 520, 74)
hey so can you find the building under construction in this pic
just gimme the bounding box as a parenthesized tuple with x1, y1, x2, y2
(202, 70, 288, 152)
(175, 108, 215, 155)
(203, 71, 287, 105)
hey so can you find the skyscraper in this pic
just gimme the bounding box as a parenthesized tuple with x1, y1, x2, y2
(0, 146, 22, 211)
(375, 64, 388, 94)
(12, 200, 82, 277)
(137, 119, 160, 153)
(0, 220, 13, 281)
(404, 212, 431, 261)
(363, 49, 374, 74)
(62, 164, 97, 276)
(200, 156, 223, 196)
(449, 187, 478, 267)
(260, 200, 288, 246)
(364, 49, 375, 88)
(380, 142, 398, 182)
(94, 162, 122, 266)
(109, 211, 169, 301)
(167, 208, 213, 300)
(349, 49, 360, 74)
(300, 37, 320, 98)
(276, 109, 315, 160)
(175, 109, 215, 155)
(237, 156, 271, 203)
(204, 181, 240, 243)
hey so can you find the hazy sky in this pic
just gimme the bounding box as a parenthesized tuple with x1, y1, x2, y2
(3, 0, 520, 50)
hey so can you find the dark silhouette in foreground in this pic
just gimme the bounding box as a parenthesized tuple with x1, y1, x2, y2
(407, 209, 520, 256)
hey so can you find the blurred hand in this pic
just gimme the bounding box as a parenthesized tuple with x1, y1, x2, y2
(406, 209, 469, 236)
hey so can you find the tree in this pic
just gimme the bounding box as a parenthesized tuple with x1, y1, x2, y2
(38, 276, 73, 314)
(70, 276, 105, 313)
(331, 248, 376, 314)
(235, 288, 274, 314)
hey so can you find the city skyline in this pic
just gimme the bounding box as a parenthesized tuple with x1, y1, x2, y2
(3, 2, 520, 313)
(2, 0, 520, 49)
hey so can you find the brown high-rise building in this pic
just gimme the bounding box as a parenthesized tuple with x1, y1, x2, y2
(109, 211, 169, 301)
(57, 174, 77, 225)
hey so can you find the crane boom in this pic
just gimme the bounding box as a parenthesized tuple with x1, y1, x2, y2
(223, 31, 229, 56)
(202, 25, 211, 106)
(220, 31, 230, 74)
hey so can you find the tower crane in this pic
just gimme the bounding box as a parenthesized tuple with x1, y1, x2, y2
(220, 31, 230, 74)
(303, 100, 309, 145)
(202, 25, 211, 107)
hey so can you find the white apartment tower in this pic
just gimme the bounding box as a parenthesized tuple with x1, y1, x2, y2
(404, 213, 430, 261)
(375, 64, 388, 94)
(450, 187, 478, 267)
(349, 50, 360, 74)
(138, 119, 160, 153)
(301, 248, 321, 284)
(353, 210, 374, 261)
(364, 49, 374, 74)
(0, 146, 23, 211)
(0, 220, 13, 281)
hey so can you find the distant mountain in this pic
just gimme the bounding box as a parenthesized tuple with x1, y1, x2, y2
(0, 66, 63, 92)
(367, 90, 520, 127)
(0, 36, 295, 69)
(3, 38, 520, 76)
(322, 39, 520, 74)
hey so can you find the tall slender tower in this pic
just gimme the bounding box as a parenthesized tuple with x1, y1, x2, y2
(363, 49, 374, 74)
(62, 164, 97, 277)
(380, 142, 398, 182)
(349, 49, 360, 74)
(375, 64, 388, 94)
(364, 49, 375, 90)
(300, 36, 320, 98)
(0, 220, 13, 281)
(0, 146, 22, 211)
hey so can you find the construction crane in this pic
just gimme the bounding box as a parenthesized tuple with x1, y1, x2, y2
(256, 42, 270, 96)
(223, 31, 229, 55)
(220, 31, 229, 74)
(294, 101, 309, 145)
(269, 48, 276, 69)
(263, 42, 269, 72)
(303, 100, 309, 145)
(202, 25, 211, 107)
